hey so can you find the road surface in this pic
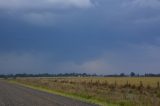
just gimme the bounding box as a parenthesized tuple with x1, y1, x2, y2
(0, 80, 98, 106)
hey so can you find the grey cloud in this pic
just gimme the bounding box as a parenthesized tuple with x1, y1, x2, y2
(0, 0, 94, 11)
(0, 0, 160, 74)
(0, 43, 160, 74)
(123, 0, 160, 8)
(0, 0, 96, 25)
(0, 52, 53, 74)
(1, 0, 160, 26)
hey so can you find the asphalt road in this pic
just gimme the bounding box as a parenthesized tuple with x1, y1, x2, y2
(0, 80, 98, 106)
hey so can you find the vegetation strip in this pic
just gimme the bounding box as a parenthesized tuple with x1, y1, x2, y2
(8, 80, 115, 106)
(7, 77, 160, 106)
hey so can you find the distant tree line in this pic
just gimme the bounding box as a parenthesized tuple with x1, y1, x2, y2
(0, 72, 160, 78)
(0, 73, 97, 78)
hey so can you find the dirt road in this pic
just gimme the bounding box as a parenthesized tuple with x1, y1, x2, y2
(0, 80, 98, 106)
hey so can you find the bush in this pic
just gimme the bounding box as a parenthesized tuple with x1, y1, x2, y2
(157, 92, 160, 98)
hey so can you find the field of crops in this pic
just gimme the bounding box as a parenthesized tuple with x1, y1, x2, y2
(13, 77, 160, 106)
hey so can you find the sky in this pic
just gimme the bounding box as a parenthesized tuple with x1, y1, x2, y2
(0, 0, 160, 74)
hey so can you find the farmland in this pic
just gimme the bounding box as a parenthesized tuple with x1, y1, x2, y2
(12, 77, 160, 106)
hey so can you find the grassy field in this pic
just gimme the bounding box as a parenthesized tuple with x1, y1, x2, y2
(11, 77, 160, 106)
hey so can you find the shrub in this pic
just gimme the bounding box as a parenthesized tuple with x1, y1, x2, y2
(157, 92, 160, 98)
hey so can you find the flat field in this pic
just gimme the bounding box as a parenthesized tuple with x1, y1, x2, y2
(13, 77, 160, 106)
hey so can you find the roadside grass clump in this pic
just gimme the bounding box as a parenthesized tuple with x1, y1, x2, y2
(157, 81, 160, 89)
(157, 92, 160, 98)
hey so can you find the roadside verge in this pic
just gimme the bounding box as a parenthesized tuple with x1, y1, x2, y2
(7, 80, 116, 106)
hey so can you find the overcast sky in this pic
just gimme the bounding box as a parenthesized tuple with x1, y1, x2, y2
(0, 0, 160, 74)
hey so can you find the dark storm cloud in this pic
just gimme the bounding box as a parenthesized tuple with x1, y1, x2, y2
(0, 0, 160, 74)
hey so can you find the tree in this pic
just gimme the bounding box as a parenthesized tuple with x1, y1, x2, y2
(120, 73, 125, 77)
(130, 72, 135, 77)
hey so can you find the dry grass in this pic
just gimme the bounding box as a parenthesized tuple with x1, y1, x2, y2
(13, 77, 160, 106)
